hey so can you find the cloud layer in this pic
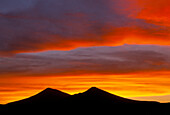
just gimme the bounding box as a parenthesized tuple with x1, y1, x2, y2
(0, 0, 169, 55)
(0, 45, 170, 77)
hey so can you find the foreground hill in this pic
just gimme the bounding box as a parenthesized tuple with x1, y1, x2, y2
(1, 87, 169, 114)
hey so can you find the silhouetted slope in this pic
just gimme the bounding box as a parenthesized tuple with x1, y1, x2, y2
(6, 88, 70, 106)
(63, 87, 159, 106)
(83, 87, 137, 103)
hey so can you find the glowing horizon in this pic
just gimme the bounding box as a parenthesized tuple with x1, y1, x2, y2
(0, 71, 170, 104)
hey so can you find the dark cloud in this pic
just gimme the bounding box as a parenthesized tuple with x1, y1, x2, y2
(0, 0, 166, 55)
(0, 0, 37, 13)
(0, 45, 170, 77)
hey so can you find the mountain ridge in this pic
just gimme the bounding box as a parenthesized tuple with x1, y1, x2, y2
(63, 87, 160, 105)
(4, 87, 162, 105)
(1, 87, 169, 114)
(6, 87, 70, 106)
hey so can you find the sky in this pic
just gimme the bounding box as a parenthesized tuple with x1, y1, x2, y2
(0, 0, 170, 104)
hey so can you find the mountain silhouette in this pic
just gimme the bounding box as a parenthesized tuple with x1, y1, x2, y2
(1, 87, 169, 114)
(63, 87, 159, 105)
(7, 87, 70, 105)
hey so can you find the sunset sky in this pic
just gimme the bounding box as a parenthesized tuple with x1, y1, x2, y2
(0, 0, 170, 104)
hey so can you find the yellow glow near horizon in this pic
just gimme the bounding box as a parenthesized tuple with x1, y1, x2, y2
(0, 72, 170, 104)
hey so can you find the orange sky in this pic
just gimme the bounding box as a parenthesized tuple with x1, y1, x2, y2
(0, 0, 170, 104)
(0, 71, 170, 104)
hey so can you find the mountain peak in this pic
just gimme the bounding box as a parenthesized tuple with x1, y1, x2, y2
(84, 87, 107, 94)
(7, 88, 70, 105)
(39, 88, 70, 97)
(43, 87, 58, 92)
(87, 87, 101, 91)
